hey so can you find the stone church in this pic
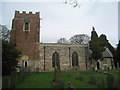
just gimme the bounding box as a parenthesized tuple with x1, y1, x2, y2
(10, 11, 114, 72)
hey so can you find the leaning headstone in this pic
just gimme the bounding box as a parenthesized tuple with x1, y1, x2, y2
(106, 74, 118, 88)
(68, 82, 76, 90)
(2, 76, 10, 88)
(96, 77, 105, 88)
(10, 71, 16, 88)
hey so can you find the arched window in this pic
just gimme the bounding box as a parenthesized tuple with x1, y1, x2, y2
(97, 62, 100, 70)
(72, 52, 78, 66)
(25, 61, 27, 67)
(52, 52, 60, 68)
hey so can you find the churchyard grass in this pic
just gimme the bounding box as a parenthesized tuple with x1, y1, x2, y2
(2, 69, 119, 88)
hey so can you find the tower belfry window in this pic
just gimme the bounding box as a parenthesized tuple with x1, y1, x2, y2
(24, 22, 30, 31)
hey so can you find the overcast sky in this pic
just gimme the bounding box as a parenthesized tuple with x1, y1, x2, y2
(1, 1, 119, 47)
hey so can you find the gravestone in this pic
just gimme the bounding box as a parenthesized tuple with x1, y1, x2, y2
(89, 76, 96, 85)
(27, 66, 32, 72)
(68, 82, 76, 90)
(75, 73, 83, 81)
(10, 71, 16, 88)
(54, 67, 61, 81)
(59, 80, 64, 89)
(106, 74, 118, 88)
(96, 77, 105, 88)
(52, 67, 61, 88)
(2, 76, 10, 88)
(67, 71, 71, 77)
(17, 72, 21, 84)
(118, 69, 120, 88)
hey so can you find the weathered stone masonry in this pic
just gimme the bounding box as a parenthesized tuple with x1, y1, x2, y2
(39, 43, 89, 71)
(10, 11, 113, 72)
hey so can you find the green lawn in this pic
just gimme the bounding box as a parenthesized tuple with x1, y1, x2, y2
(2, 69, 120, 88)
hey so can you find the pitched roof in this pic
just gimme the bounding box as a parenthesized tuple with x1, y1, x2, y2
(89, 47, 113, 58)
(102, 47, 113, 58)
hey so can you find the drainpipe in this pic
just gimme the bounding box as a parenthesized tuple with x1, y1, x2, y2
(68, 47, 71, 69)
(85, 46, 88, 69)
(44, 46, 45, 71)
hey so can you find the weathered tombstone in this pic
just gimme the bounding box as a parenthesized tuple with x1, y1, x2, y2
(67, 72, 71, 77)
(52, 67, 61, 88)
(96, 77, 105, 88)
(56, 67, 61, 81)
(2, 76, 10, 88)
(89, 76, 96, 85)
(17, 72, 21, 84)
(59, 80, 64, 89)
(106, 74, 118, 88)
(75, 73, 83, 81)
(118, 69, 120, 88)
(68, 82, 76, 90)
(27, 66, 32, 72)
(10, 71, 16, 88)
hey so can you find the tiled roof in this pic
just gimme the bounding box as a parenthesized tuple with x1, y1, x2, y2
(102, 48, 113, 58)
(89, 47, 113, 58)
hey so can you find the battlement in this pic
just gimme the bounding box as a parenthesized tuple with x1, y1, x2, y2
(15, 10, 40, 18)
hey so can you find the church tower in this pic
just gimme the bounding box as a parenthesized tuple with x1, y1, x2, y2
(10, 11, 40, 68)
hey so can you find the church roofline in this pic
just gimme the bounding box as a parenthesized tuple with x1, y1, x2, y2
(40, 43, 89, 47)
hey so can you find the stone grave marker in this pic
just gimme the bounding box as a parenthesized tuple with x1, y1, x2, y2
(118, 69, 120, 88)
(68, 82, 76, 90)
(75, 72, 83, 81)
(96, 77, 105, 88)
(2, 76, 10, 88)
(67, 71, 71, 77)
(59, 80, 64, 89)
(89, 76, 96, 85)
(52, 67, 61, 88)
(10, 71, 16, 88)
(106, 74, 118, 88)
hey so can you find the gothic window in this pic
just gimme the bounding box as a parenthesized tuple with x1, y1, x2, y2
(25, 61, 27, 67)
(52, 52, 60, 68)
(72, 52, 78, 66)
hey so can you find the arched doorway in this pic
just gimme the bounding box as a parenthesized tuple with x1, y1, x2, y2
(72, 52, 79, 70)
(52, 52, 60, 69)
(25, 61, 27, 67)
(97, 62, 100, 70)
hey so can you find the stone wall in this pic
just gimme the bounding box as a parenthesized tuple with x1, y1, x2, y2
(89, 58, 113, 70)
(39, 43, 89, 71)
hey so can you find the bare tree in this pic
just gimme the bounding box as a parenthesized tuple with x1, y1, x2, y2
(0, 25, 10, 41)
(64, 0, 81, 8)
(69, 34, 90, 44)
(57, 38, 69, 44)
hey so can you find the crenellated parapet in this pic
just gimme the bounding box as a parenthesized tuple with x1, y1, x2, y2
(15, 10, 40, 18)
